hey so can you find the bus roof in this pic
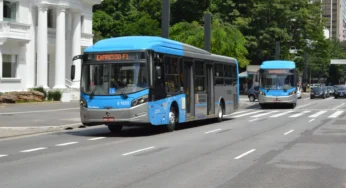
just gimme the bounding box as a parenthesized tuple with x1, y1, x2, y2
(84, 36, 237, 64)
(260, 60, 296, 69)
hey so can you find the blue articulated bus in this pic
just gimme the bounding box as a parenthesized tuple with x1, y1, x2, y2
(258, 60, 298, 109)
(71, 36, 239, 133)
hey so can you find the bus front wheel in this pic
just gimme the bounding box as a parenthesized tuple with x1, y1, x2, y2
(166, 106, 178, 132)
(107, 125, 123, 133)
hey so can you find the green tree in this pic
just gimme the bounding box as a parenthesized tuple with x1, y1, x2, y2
(171, 0, 211, 24)
(170, 19, 250, 67)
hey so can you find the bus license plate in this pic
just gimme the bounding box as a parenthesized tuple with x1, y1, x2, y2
(103, 117, 115, 122)
(274, 99, 280, 102)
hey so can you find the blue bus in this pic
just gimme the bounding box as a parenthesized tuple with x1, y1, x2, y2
(71, 36, 239, 133)
(258, 60, 298, 109)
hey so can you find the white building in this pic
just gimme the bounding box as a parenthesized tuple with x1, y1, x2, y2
(0, 0, 102, 92)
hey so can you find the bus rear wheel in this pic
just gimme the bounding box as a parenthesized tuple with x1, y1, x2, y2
(107, 125, 123, 133)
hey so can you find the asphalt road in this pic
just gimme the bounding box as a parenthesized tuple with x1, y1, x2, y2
(1, 96, 346, 188)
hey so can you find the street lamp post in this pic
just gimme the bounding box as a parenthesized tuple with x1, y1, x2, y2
(161, 0, 170, 38)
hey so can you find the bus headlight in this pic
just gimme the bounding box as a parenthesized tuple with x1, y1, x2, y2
(80, 99, 87, 107)
(131, 95, 148, 107)
(260, 91, 266, 96)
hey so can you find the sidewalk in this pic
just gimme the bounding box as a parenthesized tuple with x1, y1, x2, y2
(0, 101, 82, 139)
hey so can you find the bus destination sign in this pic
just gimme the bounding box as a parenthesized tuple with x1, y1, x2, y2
(95, 52, 144, 61)
(96, 53, 130, 61)
(267, 69, 291, 74)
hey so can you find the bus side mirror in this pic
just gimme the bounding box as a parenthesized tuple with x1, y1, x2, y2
(71, 65, 75, 81)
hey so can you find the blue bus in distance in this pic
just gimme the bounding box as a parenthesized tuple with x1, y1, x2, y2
(258, 60, 298, 109)
(71, 36, 239, 133)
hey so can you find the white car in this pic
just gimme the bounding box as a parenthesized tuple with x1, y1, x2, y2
(297, 86, 302, 99)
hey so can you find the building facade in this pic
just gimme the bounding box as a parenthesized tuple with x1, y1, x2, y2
(321, 0, 346, 41)
(0, 0, 101, 92)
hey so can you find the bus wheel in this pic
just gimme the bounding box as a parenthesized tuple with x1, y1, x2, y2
(217, 105, 224, 122)
(167, 106, 177, 132)
(107, 125, 123, 133)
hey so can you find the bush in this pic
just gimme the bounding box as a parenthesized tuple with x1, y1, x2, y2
(31, 87, 47, 99)
(48, 90, 62, 101)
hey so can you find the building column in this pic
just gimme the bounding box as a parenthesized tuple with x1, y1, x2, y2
(53, 6, 66, 89)
(36, 5, 48, 88)
(0, 0, 3, 21)
(26, 6, 36, 89)
(72, 11, 81, 88)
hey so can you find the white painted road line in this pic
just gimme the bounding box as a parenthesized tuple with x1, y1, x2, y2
(249, 118, 259, 122)
(234, 149, 256, 160)
(297, 103, 312, 109)
(284, 130, 294, 135)
(205, 129, 222, 134)
(20, 147, 47, 153)
(309, 119, 315, 122)
(309, 111, 327, 118)
(232, 111, 262, 118)
(251, 111, 278, 118)
(329, 111, 343, 118)
(289, 111, 310, 118)
(270, 111, 293, 118)
(228, 110, 249, 116)
(0, 108, 79, 115)
(56, 142, 78, 146)
(0, 155, 8, 158)
(88, 137, 106, 141)
(122, 146, 155, 156)
(332, 103, 345, 110)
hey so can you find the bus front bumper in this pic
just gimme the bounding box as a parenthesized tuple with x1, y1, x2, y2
(259, 95, 296, 104)
(80, 103, 150, 125)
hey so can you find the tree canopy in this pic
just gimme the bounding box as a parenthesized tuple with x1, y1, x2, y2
(92, 0, 344, 74)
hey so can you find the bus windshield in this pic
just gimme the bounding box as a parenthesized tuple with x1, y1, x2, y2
(81, 63, 147, 95)
(260, 73, 295, 90)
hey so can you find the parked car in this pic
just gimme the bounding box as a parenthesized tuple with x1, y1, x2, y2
(334, 85, 346, 99)
(297, 86, 302, 99)
(248, 86, 259, 102)
(310, 87, 327, 99)
(327, 86, 335, 96)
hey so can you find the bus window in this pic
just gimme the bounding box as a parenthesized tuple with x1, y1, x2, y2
(164, 56, 180, 94)
(194, 61, 205, 92)
(215, 63, 224, 85)
(224, 65, 232, 85)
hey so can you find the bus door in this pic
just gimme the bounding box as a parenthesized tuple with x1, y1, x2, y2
(207, 64, 215, 115)
(183, 59, 194, 119)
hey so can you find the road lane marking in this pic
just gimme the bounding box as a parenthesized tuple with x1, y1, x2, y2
(122, 146, 155, 156)
(56, 142, 78, 146)
(309, 111, 327, 118)
(0, 108, 79, 115)
(0, 155, 8, 158)
(232, 111, 262, 118)
(249, 118, 259, 122)
(284, 130, 294, 135)
(270, 111, 293, 118)
(332, 103, 345, 110)
(234, 149, 256, 159)
(297, 103, 312, 109)
(20, 147, 47, 153)
(329, 111, 343, 118)
(88, 137, 106, 141)
(205, 129, 222, 134)
(309, 119, 315, 122)
(226, 110, 249, 116)
(251, 111, 278, 118)
(289, 111, 310, 118)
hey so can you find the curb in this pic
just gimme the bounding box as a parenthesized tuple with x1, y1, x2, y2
(0, 123, 84, 140)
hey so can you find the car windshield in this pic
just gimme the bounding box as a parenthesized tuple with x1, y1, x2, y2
(260, 74, 294, 90)
(312, 87, 322, 92)
(81, 63, 147, 95)
(336, 85, 346, 90)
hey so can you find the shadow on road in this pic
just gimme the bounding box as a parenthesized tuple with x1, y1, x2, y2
(63, 118, 233, 138)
